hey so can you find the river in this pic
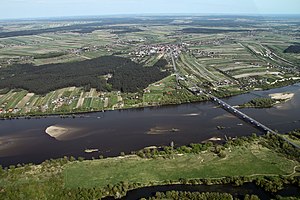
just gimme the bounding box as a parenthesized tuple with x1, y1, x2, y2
(0, 84, 300, 167)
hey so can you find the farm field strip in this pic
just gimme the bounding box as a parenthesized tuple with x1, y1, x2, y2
(180, 53, 226, 83)
(233, 72, 281, 79)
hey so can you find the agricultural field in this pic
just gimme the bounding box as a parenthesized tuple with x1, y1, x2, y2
(0, 87, 119, 116)
(0, 16, 300, 117)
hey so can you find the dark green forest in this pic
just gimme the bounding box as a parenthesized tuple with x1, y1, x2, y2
(284, 45, 300, 53)
(240, 97, 277, 108)
(0, 56, 169, 94)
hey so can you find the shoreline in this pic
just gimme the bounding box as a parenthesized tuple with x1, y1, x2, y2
(0, 82, 299, 121)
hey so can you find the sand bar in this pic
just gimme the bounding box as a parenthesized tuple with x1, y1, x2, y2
(45, 125, 81, 140)
(269, 92, 294, 101)
(147, 127, 179, 135)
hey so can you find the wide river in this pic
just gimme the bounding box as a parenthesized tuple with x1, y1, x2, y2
(0, 84, 300, 167)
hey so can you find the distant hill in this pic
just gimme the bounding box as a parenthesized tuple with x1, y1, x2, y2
(0, 56, 169, 94)
(284, 45, 300, 53)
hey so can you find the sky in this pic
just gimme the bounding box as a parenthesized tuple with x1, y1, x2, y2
(0, 0, 299, 19)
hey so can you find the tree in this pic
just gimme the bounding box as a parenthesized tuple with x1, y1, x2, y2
(218, 150, 226, 158)
(244, 194, 260, 200)
(77, 157, 85, 162)
(69, 156, 76, 162)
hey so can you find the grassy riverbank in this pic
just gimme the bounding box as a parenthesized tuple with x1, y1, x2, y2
(64, 143, 297, 188)
(0, 134, 299, 199)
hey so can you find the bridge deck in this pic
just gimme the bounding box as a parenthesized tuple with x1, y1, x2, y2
(210, 95, 276, 134)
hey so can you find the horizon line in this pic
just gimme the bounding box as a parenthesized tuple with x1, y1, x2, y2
(1, 13, 300, 21)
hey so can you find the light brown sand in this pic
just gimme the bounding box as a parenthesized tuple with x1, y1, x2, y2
(269, 92, 294, 101)
(45, 125, 82, 141)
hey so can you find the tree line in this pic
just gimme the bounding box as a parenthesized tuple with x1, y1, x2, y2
(146, 191, 260, 200)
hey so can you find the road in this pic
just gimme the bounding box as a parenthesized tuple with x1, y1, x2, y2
(170, 53, 300, 149)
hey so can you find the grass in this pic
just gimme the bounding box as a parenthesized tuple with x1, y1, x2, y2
(82, 98, 92, 109)
(64, 143, 298, 188)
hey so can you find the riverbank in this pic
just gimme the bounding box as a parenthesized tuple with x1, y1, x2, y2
(1, 134, 299, 199)
(1, 80, 299, 120)
(64, 137, 299, 189)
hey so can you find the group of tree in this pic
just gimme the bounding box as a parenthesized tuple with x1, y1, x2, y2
(262, 133, 300, 162)
(284, 45, 300, 53)
(288, 129, 300, 140)
(134, 141, 215, 159)
(134, 134, 263, 160)
(146, 191, 235, 200)
(0, 55, 169, 94)
(240, 97, 277, 108)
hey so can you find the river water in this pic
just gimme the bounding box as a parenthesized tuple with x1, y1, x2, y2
(0, 84, 300, 167)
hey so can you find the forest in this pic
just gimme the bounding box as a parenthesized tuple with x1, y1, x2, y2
(284, 45, 300, 53)
(0, 56, 169, 94)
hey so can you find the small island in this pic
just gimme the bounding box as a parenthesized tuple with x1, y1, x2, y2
(238, 92, 294, 108)
(45, 125, 81, 141)
(84, 149, 99, 153)
(147, 127, 180, 135)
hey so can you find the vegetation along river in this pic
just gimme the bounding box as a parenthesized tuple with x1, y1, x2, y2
(0, 83, 300, 167)
(103, 183, 300, 200)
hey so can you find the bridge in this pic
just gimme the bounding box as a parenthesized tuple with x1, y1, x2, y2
(170, 53, 300, 149)
(202, 90, 300, 149)
(210, 95, 276, 134)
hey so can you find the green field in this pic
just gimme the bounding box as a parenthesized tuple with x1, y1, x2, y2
(64, 143, 298, 188)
